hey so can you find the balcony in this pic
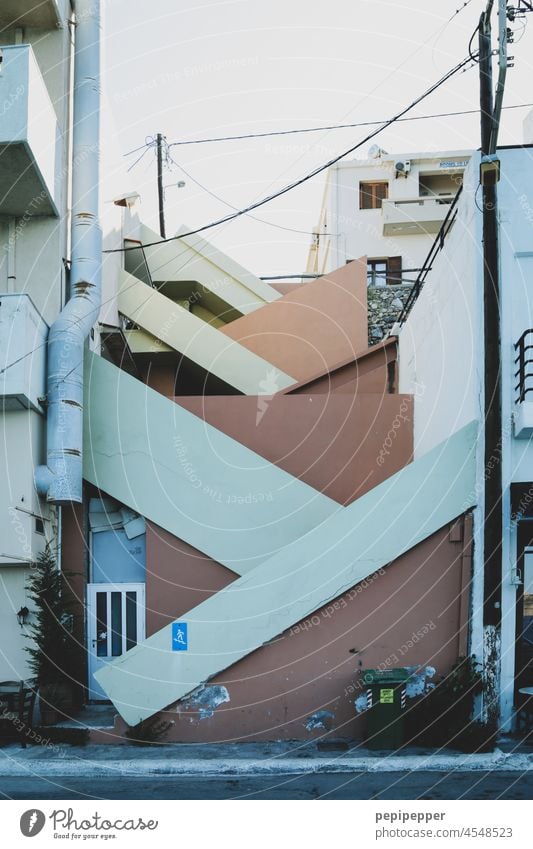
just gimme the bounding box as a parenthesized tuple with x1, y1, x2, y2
(514, 329, 533, 438)
(0, 45, 58, 218)
(382, 194, 455, 236)
(0, 294, 47, 411)
(0, 1, 61, 30)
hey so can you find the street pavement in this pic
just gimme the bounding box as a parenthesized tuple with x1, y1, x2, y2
(1, 770, 532, 799)
(1, 739, 532, 799)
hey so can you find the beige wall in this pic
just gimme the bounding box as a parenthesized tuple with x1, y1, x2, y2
(220, 261, 368, 382)
(94, 516, 472, 743)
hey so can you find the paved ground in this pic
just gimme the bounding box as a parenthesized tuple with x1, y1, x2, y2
(1, 770, 532, 800)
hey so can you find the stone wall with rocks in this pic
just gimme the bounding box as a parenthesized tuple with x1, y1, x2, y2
(367, 285, 413, 345)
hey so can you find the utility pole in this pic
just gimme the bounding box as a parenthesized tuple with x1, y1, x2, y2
(156, 133, 166, 239)
(478, 0, 508, 726)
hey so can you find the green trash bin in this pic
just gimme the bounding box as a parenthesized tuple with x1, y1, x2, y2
(362, 668, 409, 750)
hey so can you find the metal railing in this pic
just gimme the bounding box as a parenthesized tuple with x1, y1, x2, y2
(514, 329, 533, 403)
(396, 186, 463, 327)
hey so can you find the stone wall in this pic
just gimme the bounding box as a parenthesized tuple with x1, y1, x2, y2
(368, 285, 413, 345)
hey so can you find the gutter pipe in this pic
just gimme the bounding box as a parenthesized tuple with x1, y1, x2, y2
(35, 0, 102, 504)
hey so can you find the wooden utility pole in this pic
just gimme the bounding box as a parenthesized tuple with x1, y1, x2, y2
(479, 5, 502, 633)
(156, 133, 166, 239)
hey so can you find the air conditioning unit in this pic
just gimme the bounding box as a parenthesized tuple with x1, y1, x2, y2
(394, 159, 411, 177)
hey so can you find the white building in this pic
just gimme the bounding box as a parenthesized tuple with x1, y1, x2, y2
(398, 142, 533, 731)
(308, 148, 471, 286)
(0, 1, 134, 682)
(0, 1, 72, 681)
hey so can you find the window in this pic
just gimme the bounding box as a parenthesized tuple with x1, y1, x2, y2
(360, 181, 389, 210)
(367, 256, 402, 287)
(367, 259, 388, 287)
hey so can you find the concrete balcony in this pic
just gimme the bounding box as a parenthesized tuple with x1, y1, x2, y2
(0, 1, 61, 30)
(0, 294, 47, 412)
(382, 194, 455, 236)
(514, 403, 533, 439)
(0, 45, 58, 218)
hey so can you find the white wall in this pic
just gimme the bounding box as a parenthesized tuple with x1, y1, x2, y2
(398, 154, 483, 457)
(398, 147, 533, 730)
(524, 109, 533, 145)
(498, 148, 533, 483)
(0, 21, 70, 325)
(319, 151, 470, 274)
(0, 12, 69, 679)
(0, 410, 53, 566)
(0, 566, 33, 680)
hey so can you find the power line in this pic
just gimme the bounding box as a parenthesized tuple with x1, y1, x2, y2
(448, 0, 476, 22)
(166, 152, 331, 238)
(107, 52, 477, 256)
(123, 103, 532, 154)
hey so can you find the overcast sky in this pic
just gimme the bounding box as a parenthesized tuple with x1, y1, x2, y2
(102, 0, 533, 276)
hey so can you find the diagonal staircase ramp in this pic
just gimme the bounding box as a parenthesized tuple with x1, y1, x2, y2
(83, 352, 338, 574)
(94, 421, 478, 726)
(133, 223, 282, 318)
(118, 270, 296, 395)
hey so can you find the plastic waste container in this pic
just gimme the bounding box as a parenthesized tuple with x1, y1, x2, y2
(362, 668, 409, 750)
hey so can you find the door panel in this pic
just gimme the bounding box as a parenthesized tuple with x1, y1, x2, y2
(87, 583, 145, 701)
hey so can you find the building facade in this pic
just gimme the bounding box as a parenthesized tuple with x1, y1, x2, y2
(307, 147, 471, 285)
(1, 1, 529, 746)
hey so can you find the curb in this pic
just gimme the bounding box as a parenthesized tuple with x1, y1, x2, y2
(0, 750, 532, 777)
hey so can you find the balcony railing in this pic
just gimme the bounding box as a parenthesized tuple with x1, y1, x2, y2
(0, 45, 58, 218)
(514, 330, 533, 438)
(382, 194, 456, 236)
(514, 330, 533, 404)
(0, 1, 61, 30)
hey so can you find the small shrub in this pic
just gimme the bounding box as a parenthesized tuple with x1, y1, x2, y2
(124, 717, 172, 746)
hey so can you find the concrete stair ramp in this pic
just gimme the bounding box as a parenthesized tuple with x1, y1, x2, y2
(93, 420, 478, 726)
(118, 269, 296, 395)
(83, 352, 339, 575)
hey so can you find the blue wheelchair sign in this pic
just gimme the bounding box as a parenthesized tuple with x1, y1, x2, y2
(172, 622, 188, 651)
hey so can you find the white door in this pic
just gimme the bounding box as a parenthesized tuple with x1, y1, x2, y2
(87, 583, 145, 701)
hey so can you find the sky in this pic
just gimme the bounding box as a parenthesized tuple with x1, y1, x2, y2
(102, 0, 533, 276)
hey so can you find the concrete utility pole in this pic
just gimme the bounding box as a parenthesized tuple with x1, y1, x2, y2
(157, 133, 166, 239)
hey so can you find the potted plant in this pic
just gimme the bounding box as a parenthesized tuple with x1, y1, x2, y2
(24, 545, 81, 726)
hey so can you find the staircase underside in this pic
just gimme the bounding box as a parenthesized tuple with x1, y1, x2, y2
(86, 356, 477, 726)
(83, 352, 338, 575)
(118, 270, 296, 395)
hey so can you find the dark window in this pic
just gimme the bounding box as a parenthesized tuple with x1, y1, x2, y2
(367, 256, 403, 287)
(387, 255, 402, 285)
(360, 181, 389, 210)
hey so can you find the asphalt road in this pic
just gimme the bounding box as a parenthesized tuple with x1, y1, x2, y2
(0, 771, 531, 800)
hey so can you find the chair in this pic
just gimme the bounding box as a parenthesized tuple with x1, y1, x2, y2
(0, 681, 37, 748)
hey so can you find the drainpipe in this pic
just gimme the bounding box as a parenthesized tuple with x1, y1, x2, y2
(7, 220, 16, 292)
(35, 0, 102, 504)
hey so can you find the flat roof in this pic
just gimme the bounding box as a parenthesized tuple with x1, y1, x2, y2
(335, 149, 473, 168)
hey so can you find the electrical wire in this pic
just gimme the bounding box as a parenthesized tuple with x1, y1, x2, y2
(165, 152, 332, 238)
(468, 20, 481, 63)
(122, 103, 533, 154)
(107, 52, 477, 256)
(448, 0, 476, 22)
